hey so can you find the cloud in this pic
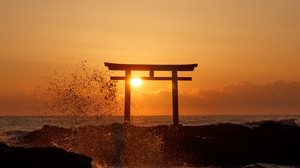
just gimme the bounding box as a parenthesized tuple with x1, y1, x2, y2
(139, 81, 300, 115)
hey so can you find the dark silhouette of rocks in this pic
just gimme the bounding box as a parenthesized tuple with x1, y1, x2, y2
(0, 142, 92, 168)
(0, 142, 9, 149)
(17, 122, 300, 167)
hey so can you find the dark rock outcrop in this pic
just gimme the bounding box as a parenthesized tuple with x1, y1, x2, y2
(0, 142, 92, 168)
(160, 123, 300, 167)
(19, 123, 300, 167)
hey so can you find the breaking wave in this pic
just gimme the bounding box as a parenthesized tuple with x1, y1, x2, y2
(244, 118, 299, 129)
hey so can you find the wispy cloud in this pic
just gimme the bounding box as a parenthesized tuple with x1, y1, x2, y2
(140, 81, 300, 115)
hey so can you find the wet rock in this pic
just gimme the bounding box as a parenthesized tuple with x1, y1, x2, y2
(0, 142, 9, 149)
(0, 142, 92, 168)
(19, 123, 300, 167)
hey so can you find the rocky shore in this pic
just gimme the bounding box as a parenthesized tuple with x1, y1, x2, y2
(2, 121, 300, 167)
(0, 142, 92, 168)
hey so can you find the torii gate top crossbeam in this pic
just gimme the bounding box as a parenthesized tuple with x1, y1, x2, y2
(104, 62, 198, 125)
(104, 62, 198, 71)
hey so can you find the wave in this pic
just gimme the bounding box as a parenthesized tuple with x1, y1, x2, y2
(0, 130, 28, 146)
(242, 163, 300, 168)
(243, 118, 299, 129)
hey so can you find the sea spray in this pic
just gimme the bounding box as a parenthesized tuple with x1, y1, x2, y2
(35, 60, 121, 117)
(21, 124, 164, 167)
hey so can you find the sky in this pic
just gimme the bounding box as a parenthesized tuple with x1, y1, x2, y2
(0, 0, 300, 116)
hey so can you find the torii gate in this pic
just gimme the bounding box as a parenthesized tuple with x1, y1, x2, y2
(105, 62, 198, 125)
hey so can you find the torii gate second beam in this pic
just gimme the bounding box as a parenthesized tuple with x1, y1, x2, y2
(104, 62, 198, 125)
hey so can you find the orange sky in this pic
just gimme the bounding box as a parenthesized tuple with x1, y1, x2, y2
(1, 0, 300, 115)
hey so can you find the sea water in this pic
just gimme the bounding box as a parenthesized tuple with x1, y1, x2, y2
(1, 115, 300, 133)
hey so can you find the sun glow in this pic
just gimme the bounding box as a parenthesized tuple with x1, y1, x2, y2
(130, 78, 142, 87)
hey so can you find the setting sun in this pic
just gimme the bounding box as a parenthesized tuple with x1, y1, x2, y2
(130, 78, 142, 87)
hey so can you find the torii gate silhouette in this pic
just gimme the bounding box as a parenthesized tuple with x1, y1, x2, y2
(105, 62, 198, 125)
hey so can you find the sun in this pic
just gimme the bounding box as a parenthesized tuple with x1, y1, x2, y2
(130, 78, 142, 87)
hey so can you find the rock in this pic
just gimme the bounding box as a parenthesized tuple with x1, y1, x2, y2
(19, 123, 300, 167)
(0, 142, 9, 149)
(0, 142, 92, 168)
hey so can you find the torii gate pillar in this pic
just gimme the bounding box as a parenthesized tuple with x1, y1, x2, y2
(124, 70, 131, 124)
(105, 62, 198, 125)
(172, 70, 179, 125)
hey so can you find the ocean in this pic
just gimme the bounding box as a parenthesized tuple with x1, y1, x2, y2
(1, 115, 300, 168)
(1, 115, 299, 133)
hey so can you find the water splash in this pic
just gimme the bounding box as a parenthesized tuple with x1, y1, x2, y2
(21, 124, 164, 167)
(31, 63, 166, 166)
(35, 60, 121, 118)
